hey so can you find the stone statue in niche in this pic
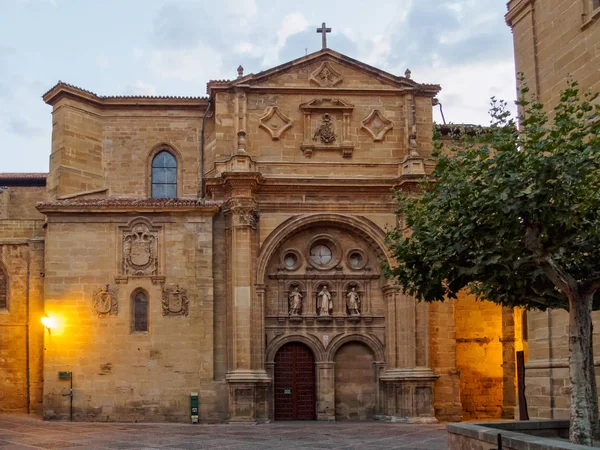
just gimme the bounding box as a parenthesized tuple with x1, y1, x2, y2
(317, 285, 333, 316)
(123, 222, 158, 276)
(162, 285, 189, 316)
(346, 286, 361, 316)
(288, 286, 303, 316)
(313, 113, 336, 144)
(92, 285, 118, 316)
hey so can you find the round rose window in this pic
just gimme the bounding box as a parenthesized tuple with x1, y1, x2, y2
(310, 244, 332, 266)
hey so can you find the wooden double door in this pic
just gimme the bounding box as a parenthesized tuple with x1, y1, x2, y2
(274, 343, 316, 420)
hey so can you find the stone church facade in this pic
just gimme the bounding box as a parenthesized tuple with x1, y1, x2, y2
(0, 48, 520, 422)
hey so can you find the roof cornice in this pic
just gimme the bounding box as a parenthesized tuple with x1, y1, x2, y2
(42, 81, 210, 108)
(36, 198, 221, 214)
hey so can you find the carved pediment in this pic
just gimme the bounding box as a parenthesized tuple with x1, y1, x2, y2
(208, 49, 441, 96)
(300, 98, 354, 111)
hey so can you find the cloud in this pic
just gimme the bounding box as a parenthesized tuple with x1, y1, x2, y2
(124, 80, 157, 96)
(6, 117, 46, 137)
(149, 45, 224, 84)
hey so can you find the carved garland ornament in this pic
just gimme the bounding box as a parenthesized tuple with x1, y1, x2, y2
(92, 285, 118, 316)
(162, 285, 189, 316)
(123, 221, 158, 276)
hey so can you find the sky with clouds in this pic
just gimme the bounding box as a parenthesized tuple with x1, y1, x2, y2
(0, 0, 517, 173)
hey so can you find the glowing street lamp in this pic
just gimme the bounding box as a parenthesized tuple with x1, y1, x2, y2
(41, 314, 55, 334)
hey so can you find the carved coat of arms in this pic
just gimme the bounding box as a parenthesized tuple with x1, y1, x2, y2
(162, 285, 189, 316)
(313, 113, 336, 144)
(92, 285, 118, 316)
(123, 223, 158, 276)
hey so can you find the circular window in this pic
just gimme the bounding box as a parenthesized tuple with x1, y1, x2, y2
(346, 248, 367, 270)
(280, 249, 301, 271)
(284, 253, 298, 268)
(310, 244, 332, 267)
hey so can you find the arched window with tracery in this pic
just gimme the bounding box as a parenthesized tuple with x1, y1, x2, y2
(132, 289, 149, 332)
(0, 266, 7, 310)
(151, 150, 177, 199)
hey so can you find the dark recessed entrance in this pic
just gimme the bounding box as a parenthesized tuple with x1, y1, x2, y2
(274, 342, 316, 420)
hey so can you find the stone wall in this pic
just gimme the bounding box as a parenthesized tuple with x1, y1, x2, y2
(506, 0, 600, 421)
(41, 212, 223, 422)
(334, 342, 376, 420)
(506, 0, 600, 111)
(0, 183, 46, 414)
(454, 294, 504, 419)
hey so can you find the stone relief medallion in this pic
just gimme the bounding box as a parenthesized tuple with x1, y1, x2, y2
(162, 285, 189, 316)
(310, 62, 343, 87)
(259, 106, 293, 141)
(123, 222, 158, 276)
(92, 285, 118, 316)
(313, 113, 336, 144)
(361, 109, 393, 142)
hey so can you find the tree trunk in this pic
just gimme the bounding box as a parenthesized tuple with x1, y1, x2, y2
(569, 290, 595, 445)
(588, 322, 600, 441)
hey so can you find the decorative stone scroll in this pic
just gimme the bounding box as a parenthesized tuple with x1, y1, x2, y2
(361, 109, 393, 142)
(259, 106, 293, 141)
(162, 285, 189, 316)
(299, 98, 355, 158)
(122, 219, 159, 276)
(310, 61, 343, 87)
(92, 285, 118, 316)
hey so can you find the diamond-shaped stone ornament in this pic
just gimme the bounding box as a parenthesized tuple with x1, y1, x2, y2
(259, 106, 293, 141)
(361, 109, 393, 142)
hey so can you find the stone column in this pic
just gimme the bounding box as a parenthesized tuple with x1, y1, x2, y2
(316, 362, 335, 421)
(223, 172, 270, 423)
(501, 306, 516, 419)
(380, 284, 438, 423)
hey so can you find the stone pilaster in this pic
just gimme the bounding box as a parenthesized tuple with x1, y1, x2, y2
(316, 362, 335, 421)
(379, 285, 437, 422)
(222, 173, 270, 422)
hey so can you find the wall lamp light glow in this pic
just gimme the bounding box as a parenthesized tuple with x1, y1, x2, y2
(41, 314, 55, 335)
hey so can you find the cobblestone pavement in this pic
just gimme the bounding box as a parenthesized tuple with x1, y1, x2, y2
(0, 415, 448, 450)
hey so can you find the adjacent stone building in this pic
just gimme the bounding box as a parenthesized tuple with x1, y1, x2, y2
(505, 0, 600, 420)
(0, 47, 520, 422)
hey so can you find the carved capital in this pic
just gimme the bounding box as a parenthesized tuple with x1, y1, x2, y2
(232, 207, 259, 229)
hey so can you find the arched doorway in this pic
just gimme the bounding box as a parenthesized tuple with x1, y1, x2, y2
(274, 342, 316, 420)
(334, 341, 376, 420)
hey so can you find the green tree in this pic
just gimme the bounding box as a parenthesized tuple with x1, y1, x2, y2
(385, 80, 600, 445)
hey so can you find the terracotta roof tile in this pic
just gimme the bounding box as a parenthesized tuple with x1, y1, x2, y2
(43, 81, 207, 100)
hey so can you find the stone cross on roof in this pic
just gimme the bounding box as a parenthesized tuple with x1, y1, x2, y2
(316, 22, 331, 50)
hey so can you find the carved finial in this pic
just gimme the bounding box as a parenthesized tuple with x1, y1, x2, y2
(404, 68, 411, 79)
(237, 130, 247, 153)
(237, 65, 244, 78)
